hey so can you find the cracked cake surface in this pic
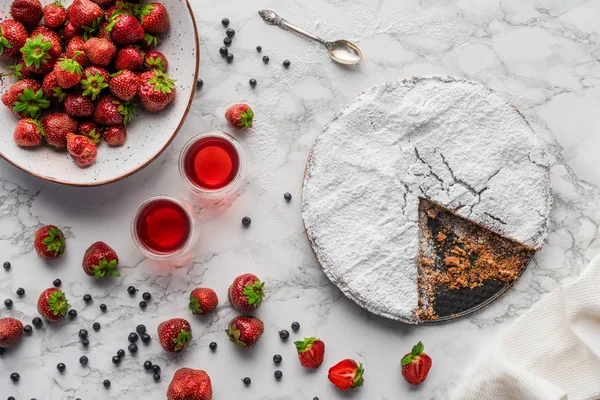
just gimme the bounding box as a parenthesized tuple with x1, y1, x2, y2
(301, 76, 551, 323)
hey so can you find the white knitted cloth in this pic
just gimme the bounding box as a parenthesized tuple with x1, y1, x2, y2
(452, 253, 600, 400)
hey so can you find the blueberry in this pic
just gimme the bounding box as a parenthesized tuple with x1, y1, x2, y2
(262, 56, 269, 64)
(100, 304, 107, 312)
(79, 356, 88, 365)
(127, 286, 137, 295)
(10, 372, 19, 382)
(0, 348, 5, 355)
(226, 28, 235, 37)
(103, 379, 111, 388)
(142, 292, 151, 301)
(274, 370, 283, 380)
(32, 317, 42, 328)
(143, 361, 152, 370)
(249, 78, 257, 88)
(128, 343, 138, 353)
(151, 365, 161, 374)
(79, 329, 88, 339)
(242, 217, 251, 227)
(153, 373, 160, 382)
(273, 354, 282, 364)
(256, 46, 262, 52)
(4, 299, 13, 308)
(139, 301, 147, 309)
(53, 279, 61, 287)
(93, 322, 101, 331)
(8, 397, 15, 400)
(83, 294, 92, 303)
(23, 325, 32, 335)
(209, 342, 217, 351)
(291, 321, 300, 330)
(3, 261, 10, 270)
(112, 356, 121, 365)
(242, 377, 251, 385)
(116, 349, 125, 358)
(219, 46, 228, 57)
(57, 363, 66, 372)
(279, 330, 289, 340)
(136, 325, 146, 335)
(221, 18, 230, 27)
(223, 36, 232, 46)
(284, 193, 292, 202)
(16, 288, 24, 297)
(128, 332, 139, 343)
(196, 79, 203, 90)
(140, 333, 151, 344)
(68, 310, 77, 318)
(226, 53, 234, 63)
(313, 398, 319, 400)
(283, 60, 291, 68)
(81, 338, 89, 346)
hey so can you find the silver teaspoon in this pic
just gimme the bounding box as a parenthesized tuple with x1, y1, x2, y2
(258, 9, 364, 65)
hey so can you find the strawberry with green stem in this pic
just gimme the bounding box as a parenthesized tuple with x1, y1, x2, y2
(228, 273, 265, 312)
(37, 287, 69, 321)
(401, 341, 432, 386)
(68, 0, 103, 31)
(77, 121, 101, 143)
(4, 59, 34, 80)
(295, 337, 326, 369)
(81, 66, 111, 100)
(141, 32, 158, 50)
(138, 70, 176, 112)
(1, 79, 50, 118)
(226, 315, 264, 348)
(189, 288, 218, 316)
(0, 20, 28, 59)
(328, 359, 365, 391)
(14, 118, 44, 147)
(20, 34, 60, 74)
(93, 94, 135, 126)
(66, 36, 91, 68)
(106, 1, 139, 20)
(54, 52, 83, 89)
(42, 71, 67, 103)
(143, 50, 168, 72)
(105, 14, 144, 46)
(158, 318, 192, 353)
(138, 2, 169, 33)
(82, 241, 120, 278)
(34, 224, 66, 259)
(225, 104, 254, 129)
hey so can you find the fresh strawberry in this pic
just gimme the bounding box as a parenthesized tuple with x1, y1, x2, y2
(43, 1, 67, 29)
(65, 92, 94, 118)
(106, 14, 144, 45)
(141, 32, 158, 50)
(4, 59, 34, 79)
(105, 1, 137, 20)
(37, 287, 69, 321)
(81, 65, 110, 100)
(77, 121, 101, 143)
(109, 69, 139, 100)
(66, 132, 97, 167)
(0, 318, 23, 347)
(401, 341, 432, 386)
(34, 224, 66, 259)
(66, 36, 91, 68)
(328, 359, 365, 391)
(225, 104, 254, 129)
(0, 20, 27, 59)
(81, 241, 120, 278)
(139, 2, 169, 33)
(227, 273, 264, 312)
(42, 71, 68, 103)
(13, 118, 43, 147)
(294, 337, 326, 369)
(188, 288, 218, 316)
(2, 79, 49, 118)
(10, 0, 43, 26)
(91, 0, 114, 7)
(167, 368, 213, 400)
(42, 113, 78, 149)
(102, 124, 126, 146)
(143, 49, 168, 72)
(83, 37, 116, 66)
(114, 46, 143, 71)
(137, 70, 176, 112)
(68, 0, 103, 31)
(54, 54, 83, 89)
(20, 33, 61, 75)
(93, 94, 134, 125)
(63, 22, 78, 42)
(157, 318, 192, 353)
(226, 315, 264, 348)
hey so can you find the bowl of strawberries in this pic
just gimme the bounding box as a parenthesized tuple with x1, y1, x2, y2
(0, 0, 199, 186)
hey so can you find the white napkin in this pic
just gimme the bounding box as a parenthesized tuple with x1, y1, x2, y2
(452, 253, 600, 400)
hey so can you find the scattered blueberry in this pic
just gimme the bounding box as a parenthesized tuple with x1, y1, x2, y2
(249, 78, 257, 88)
(143, 361, 152, 370)
(112, 356, 121, 365)
(219, 46, 228, 57)
(140, 333, 151, 344)
(153, 373, 160, 382)
(79, 356, 88, 365)
(136, 325, 146, 335)
(23, 325, 32, 335)
(273, 354, 282, 364)
(283, 60, 291, 68)
(274, 370, 283, 380)
(221, 18, 230, 27)
(0, 348, 5, 355)
(128, 343, 138, 353)
(116, 349, 125, 358)
(103, 379, 111, 388)
(242, 377, 251, 386)
(16, 288, 24, 297)
(93, 322, 101, 331)
(223, 36, 232, 46)
(10, 372, 19, 382)
(83, 294, 92, 303)
(100, 304, 107, 312)
(57, 363, 66, 372)
(226, 53, 234, 63)
(3, 261, 10, 270)
(242, 216, 251, 227)
(209, 342, 217, 351)
(142, 292, 151, 301)
(284, 193, 292, 202)
(53, 279, 61, 287)
(127, 286, 137, 295)
(4, 299, 13, 308)
(291, 321, 300, 331)
(279, 330, 290, 340)
(128, 332, 139, 343)
(68, 310, 77, 318)
(196, 79, 203, 90)
(152, 365, 161, 374)
(256, 45, 262, 52)
(139, 301, 147, 309)
(81, 338, 89, 346)
(8, 396, 15, 400)
(313, 398, 319, 400)
(262, 56, 269, 64)
(32, 317, 42, 328)
(79, 329, 88, 339)
(226, 28, 235, 37)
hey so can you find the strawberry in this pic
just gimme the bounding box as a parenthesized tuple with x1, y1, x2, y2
(95, 21, 111, 40)
(81, 65, 110, 100)
(139, 2, 169, 33)
(143, 49, 168, 72)
(42, 72, 68, 103)
(105, 1, 137, 20)
(114, 46, 143, 71)
(0, 20, 27, 59)
(227, 273, 265, 312)
(20, 35, 60, 75)
(63, 22, 78, 42)
(91, 0, 114, 7)
(34, 224, 66, 259)
(83, 37, 116, 66)
(328, 359, 365, 391)
(42, 113, 78, 149)
(0, 318, 23, 347)
(2, 79, 49, 118)
(81, 241, 120, 278)
(225, 104, 254, 129)
(10, 0, 43, 26)
(43, 1, 67, 29)
(68, 0, 103, 31)
(66, 132, 97, 167)
(102, 124, 126, 146)
(137, 70, 176, 112)
(65, 92, 94, 118)
(294, 337, 325, 369)
(4, 59, 34, 79)
(106, 14, 144, 45)
(189, 288, 218, 316)
(66, 36, 91, 68)
(157, 318, 192, 353)
(93, 94, 135, 125)
(141, 32, 158, 50)
(226, 315, 264, 348)
(37, 287, 69, 321)
(167, 368, 213, 400)
(77, 121, 101, 143)
(401, 341, 432, 386)
(54, 54, 83, 89)
(14, 118, 43, 147)
(109, 69, 139, 100)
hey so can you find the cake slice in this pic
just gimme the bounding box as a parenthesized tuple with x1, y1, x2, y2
(416, 198, 536, 321)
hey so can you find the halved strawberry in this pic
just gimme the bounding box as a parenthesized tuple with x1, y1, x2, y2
(401, 341, 432, 386)
(294, 337, 325, 369)
(328, 359, 365, 391)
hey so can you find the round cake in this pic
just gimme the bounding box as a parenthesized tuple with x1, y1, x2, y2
(302, 76, 552, 323)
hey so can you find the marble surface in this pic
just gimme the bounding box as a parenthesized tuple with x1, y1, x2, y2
(1, 0, 599, 398)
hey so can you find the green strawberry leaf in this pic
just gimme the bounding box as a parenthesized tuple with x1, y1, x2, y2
(294, 337, 317, 353)
(242, 279, 264, 307)
(21, 35, 53, 69)
(13, 88, 50, 118)
(353, 362, 365, 388)
(92, 257, 119, 279)
(172, 329, 192, 351)
(189, 296, 202, 315)
(47, 289, 70, 316)
(226, 324, 245, 347)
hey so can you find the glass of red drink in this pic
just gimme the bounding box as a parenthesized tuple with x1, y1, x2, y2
(131, 196, 197, 260)
(179, 131, 245, 197)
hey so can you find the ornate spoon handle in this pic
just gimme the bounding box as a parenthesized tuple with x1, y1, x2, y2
(258, 9, 330, 48)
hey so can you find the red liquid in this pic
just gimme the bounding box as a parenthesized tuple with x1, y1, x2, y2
(135, 199, 191, 253)
(183, 136, 240, 190)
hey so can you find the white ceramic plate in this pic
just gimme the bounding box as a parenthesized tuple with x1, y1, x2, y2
(0, 0, 199, 186)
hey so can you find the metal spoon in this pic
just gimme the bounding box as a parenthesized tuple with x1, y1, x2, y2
(258, 9, 364, 65)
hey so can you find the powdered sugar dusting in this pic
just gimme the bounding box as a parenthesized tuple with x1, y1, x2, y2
(302, 76, 551, 323)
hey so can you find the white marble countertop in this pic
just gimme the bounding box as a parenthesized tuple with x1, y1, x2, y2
(1, 0, 600, 398)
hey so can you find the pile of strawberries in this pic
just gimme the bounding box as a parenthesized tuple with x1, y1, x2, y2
(0, 0, 176, 168)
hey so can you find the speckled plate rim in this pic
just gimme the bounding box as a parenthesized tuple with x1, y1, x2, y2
(300, 75, 551, 325)
(0, 0, 200, 187)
